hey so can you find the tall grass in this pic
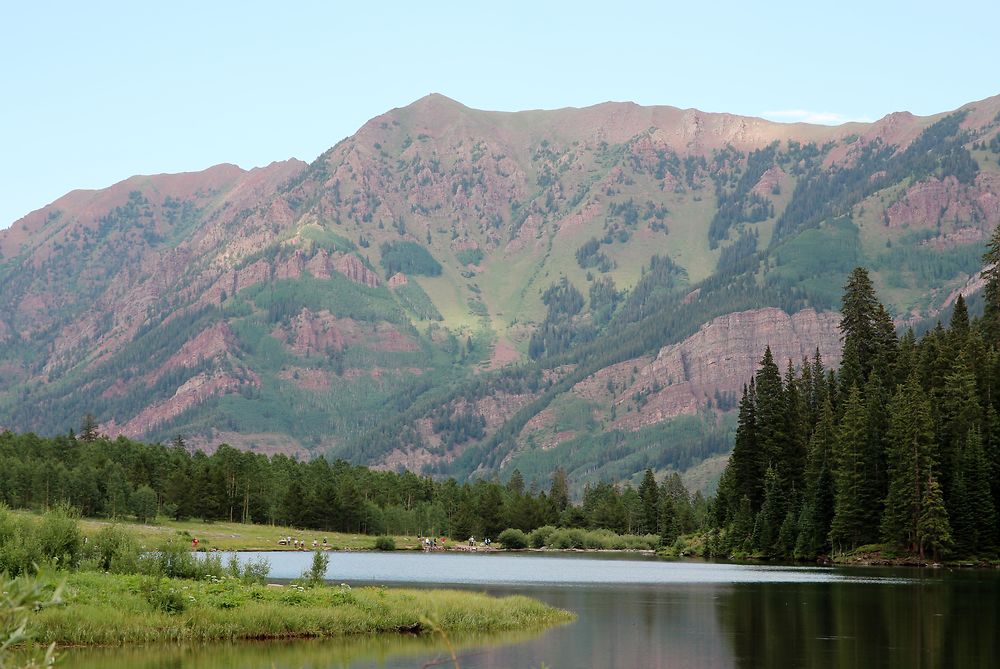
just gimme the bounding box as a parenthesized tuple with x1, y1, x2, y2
(31, 573, 573, 645)
(1, 509, 573, 647)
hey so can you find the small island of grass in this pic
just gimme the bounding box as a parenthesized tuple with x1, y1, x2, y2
(0, 507, 573, 655)
(32, 573, 571, 646)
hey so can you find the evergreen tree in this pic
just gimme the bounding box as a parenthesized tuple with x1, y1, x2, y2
(795, 399, 836, 558)
(163, 466, 194, 520)
(754, 349, 787, 492)
(664, 473, 693, 534)
(982, 223, 1000, 344)
(776, 503, 800, 559)
(782, 360, 807, 493)
(838, 340, 864, 408)
(881, 375, 936, 553)
(862, 375, 889, 532)
(549, 467, 570, 514)
(658, 482, 678, 547)
(871, 303, 899, 385)
(727, 495, 754, 554)
(79, 414, 99, 442)
(638, 469, 659, 535)
(956, 428, 998, 554)
(896, 328, 918, 385)
(829, 385, 869, 552)
(940, 350, 981, 513)
(917, 475, 952, 561)
(717, 382, 759, 520)
(949, 294, 971, 348)
(754, 466, 785, 555)
(840, 266, 880, 382)
(507, 469, 525, 495)
(985, 403, 1000, 522)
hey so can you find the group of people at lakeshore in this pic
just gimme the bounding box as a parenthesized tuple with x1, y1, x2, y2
(263, 534, 500, 551)
(421, 535, 494, 551)
(277, 536, 331, 550)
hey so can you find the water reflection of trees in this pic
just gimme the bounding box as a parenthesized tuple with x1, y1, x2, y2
(715, 574, 998, 668)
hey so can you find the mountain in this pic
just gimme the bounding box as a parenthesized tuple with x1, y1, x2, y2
(3, 93, 1000, 491)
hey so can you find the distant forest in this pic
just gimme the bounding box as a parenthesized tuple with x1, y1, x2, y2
(0, 428, 701, 547)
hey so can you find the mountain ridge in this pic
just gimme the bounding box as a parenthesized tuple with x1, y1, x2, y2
(2, 91, 1000, 492)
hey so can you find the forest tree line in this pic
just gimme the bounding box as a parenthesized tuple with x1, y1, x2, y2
(711, 224, 1000, 560)
(0, 428, 701, 544)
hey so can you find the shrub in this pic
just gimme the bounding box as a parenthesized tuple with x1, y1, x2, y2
(86, 524, 141, 573)
(0, 506, 84, 576)
(374, 536, 396, 551)
(548, 528, 586, 550)
(240, 557, 271, 584)
(456, 248, 484, 266)
(497, 528, 529, 550)
(226, 555, 271, 584)
(303, 550, 330, 585)
(34, 507, 84, 570)
(140, 540, 224, 579)
(142, 577, 187, 613)
(529, 525, 557, 549)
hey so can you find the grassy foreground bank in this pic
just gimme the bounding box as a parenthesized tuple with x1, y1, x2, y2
(0, 506, 573, 655)
(30, 572, 573, 646)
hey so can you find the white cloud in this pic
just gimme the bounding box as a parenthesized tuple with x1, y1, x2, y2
(760, 109, 873, 126)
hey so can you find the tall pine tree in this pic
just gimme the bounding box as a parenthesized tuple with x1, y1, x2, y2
(829, 385, 870, 552)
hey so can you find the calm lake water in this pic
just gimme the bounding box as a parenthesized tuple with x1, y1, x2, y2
(66, 551, 1000, 668)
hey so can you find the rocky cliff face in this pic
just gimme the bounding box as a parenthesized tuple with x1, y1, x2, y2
(611, 308, 842, 429)
(885, 173, 1000, 241)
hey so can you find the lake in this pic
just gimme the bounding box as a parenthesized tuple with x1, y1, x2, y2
(65, 551, 1000, 668)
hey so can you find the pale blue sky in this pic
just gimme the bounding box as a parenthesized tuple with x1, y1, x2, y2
(2, 0, 998, 228)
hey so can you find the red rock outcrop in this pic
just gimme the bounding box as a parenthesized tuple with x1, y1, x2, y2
(334, 254, 381, 287)
(884, 173, 1000, 236)
(592, 308, 842, 431)
(161, 322, 237, 374)
(114, 368, 260, 438)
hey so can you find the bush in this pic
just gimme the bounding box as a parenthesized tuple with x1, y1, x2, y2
(374, 536, 396, 551)
(227, 555, 271, 584)
(0, 506, 84, 576)
(528, 526, 659, 551)
(86, 524, 141, 573)
(34, 507, 84, 570)
(497, 528, 529, 550)
(456, 248, 484, 266)
(240, 557, 271, 584)
(548, 528, 586, 550)
(142, 577, 187, 614)
(529, 525, 557, 549)
(140, 540, 224, 579)
(303, 550, 330, 585)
